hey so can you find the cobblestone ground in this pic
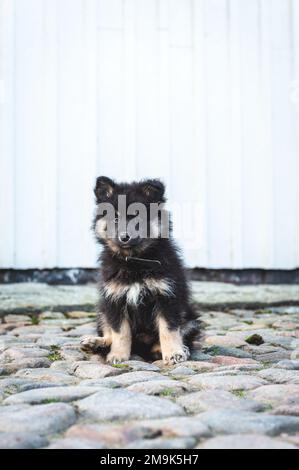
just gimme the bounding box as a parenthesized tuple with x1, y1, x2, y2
(0, 304, 299, 449)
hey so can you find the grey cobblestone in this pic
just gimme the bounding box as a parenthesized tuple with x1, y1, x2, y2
(198, 434, 297, 449)
(76, 389, 185, 421)
(3, 386, 100, 405)
(0, 403, 76, 435)
(186, 374, 267, 391)
(0, 432, 48, 450)
(176, 390, 266, 413)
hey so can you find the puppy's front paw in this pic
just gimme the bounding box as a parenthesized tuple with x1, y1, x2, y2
(106, 352, 130, 365)
(164, 346, 190, 365)
(80, 335, 107, 352)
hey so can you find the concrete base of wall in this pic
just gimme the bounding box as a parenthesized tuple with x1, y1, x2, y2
(1, 268, 299, 285)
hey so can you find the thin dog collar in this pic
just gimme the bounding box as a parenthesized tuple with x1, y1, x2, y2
(125, 256, 162, 270)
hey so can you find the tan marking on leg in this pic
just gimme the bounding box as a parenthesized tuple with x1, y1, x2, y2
(106, 317, 132, 364)
(98, 315, 113, 341)
(157, 316, 190, 365)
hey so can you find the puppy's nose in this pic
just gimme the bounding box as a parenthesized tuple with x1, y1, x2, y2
(118, 232, 131, 244)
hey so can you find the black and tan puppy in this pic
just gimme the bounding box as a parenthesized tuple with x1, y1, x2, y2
(81, 177, 200, 365)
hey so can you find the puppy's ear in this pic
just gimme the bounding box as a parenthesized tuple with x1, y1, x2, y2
(141, 179, 166, 202)
(94, 176, 116, 202)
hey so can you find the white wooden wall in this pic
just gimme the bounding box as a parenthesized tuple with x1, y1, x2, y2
(1, 0, 299, 270)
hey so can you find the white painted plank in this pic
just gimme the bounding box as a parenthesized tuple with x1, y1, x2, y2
(97, 28, 125, 180)
(41, 0, 58, 267)
(239, 0, 261, 267)
(239, 0, 271, 267)
(258, 0, 275, 268)
(57, 0, 93, 267)
(168, 0, 196, 265)
(227, 0, 243, 268)
(270, 0, 296, 268)
(203, 0, 231, 268)
(14, 0, 45, 268)
(189, 0, 208, 267)
(157, 27, 171, 186)
(135, 0, 160, 179)
(80, 0, 98, 266)
(291, 0, 299, 267)
(0, 0, 15, 267)
(123, 0, 137, 181)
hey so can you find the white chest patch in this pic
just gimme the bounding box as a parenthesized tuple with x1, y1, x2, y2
(103, 278, 175, 306)
(126, 283, 143, 305)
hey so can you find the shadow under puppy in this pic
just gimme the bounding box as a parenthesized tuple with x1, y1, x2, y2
(81, 177, 201, 365)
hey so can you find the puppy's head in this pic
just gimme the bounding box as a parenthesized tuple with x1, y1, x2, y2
(93, 177, 169, 256)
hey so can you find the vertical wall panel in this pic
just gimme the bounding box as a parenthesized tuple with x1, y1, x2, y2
(1, 0, 299, 269)
(57, 0, 83, 266)
(169, 0, 196, 265)
(203, 0, 232, 267)
(97, 2, 124, 180)
(123, 0, 137, 181)
(81, 0, 98, 266)
(192, 0, 209, 267)
(135, 0, 159, 179)
(228, 0, 243, 268)
(15, 0, 45, 267)
(0, 0, 15, 267)
(292, 0, 299, 266)
(258, 0, 275, 267)
(156, 0, 171, 184)
(57, 0, 97, 266)
(271, 0, 297, 268)
(239, 1, 272, 267)
(169, 0, 193, 202)
(42, 0, 58, 267)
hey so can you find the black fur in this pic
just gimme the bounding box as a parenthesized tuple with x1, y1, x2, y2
(93, 177, 201, 361)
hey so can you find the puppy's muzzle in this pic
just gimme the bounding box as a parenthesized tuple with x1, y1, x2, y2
(118, 232, 141, 247)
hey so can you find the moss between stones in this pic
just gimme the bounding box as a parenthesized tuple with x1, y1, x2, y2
(245, 334, 264, 346)
(41, 399, 61, 405)
(30, 315, 40, 325)
(203, 346, 221, 356)
(159, 388, 176, 397)
(255, 309, 273, 315)
(47, 345, 62, 362)
(263, 404, 273, 412)
(231, 390, 246, 399)
(111, 364, 131, 370)
(4, 386, 19, 396)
